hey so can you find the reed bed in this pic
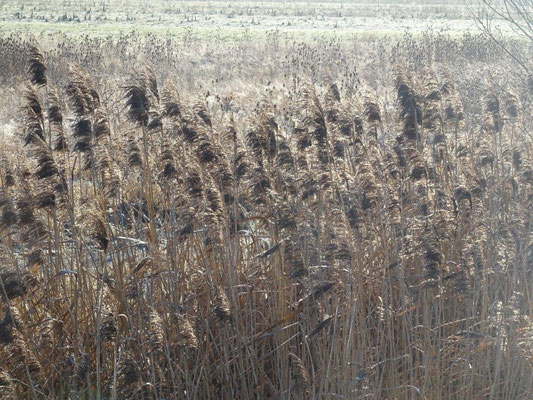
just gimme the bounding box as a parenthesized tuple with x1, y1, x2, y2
(0, 39, 532, 400)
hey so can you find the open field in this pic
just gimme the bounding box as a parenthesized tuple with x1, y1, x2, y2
(0, 1, 532, 400)
(0, 0, 518, 38)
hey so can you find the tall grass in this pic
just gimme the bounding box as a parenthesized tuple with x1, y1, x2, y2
(0, 40, 531, 400)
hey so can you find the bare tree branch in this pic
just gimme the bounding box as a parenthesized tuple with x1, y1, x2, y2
(475, 0, 533, 75)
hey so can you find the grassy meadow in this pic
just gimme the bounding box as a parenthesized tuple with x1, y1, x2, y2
(0, 1, 532, 399)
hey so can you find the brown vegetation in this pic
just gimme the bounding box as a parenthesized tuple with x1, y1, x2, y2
(0, 34, 532, 399)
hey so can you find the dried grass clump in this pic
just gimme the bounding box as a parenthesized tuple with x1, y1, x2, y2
(0, 40, 530, 400)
